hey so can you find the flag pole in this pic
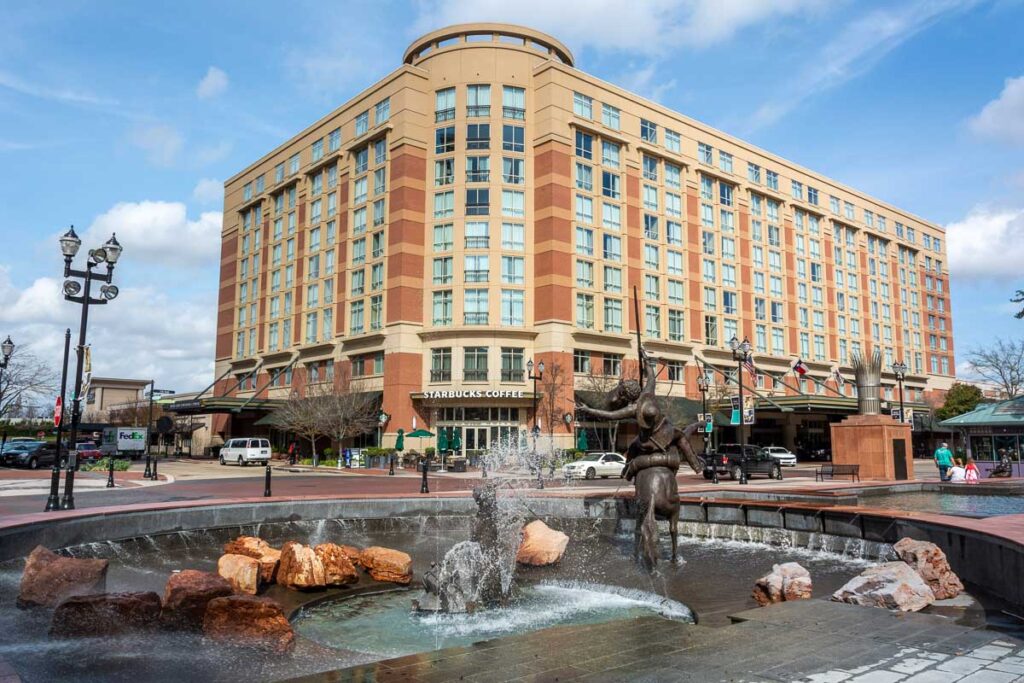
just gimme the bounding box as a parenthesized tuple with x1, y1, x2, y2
(632, 286, 644, 379)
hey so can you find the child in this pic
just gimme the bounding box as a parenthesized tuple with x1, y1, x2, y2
(965, 457, 980, 484)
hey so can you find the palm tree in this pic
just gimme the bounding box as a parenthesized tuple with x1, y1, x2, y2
(1013, 290, 1024, 319)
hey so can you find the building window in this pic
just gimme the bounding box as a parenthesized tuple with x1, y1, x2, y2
(603, 353, 622, 376)
(355, 111, 369, 137)
(501, 222, 524, 251)
(465, 221, 489, 249)
(503, 157, 525, 184)
(665, 129, 681, 153)
(501, 347, 525, 381)
(464, 254, 489, 283)
(704, 316, 718, 345)
(576, 162, 593, 191)
(432, 257, 453, 285)
(502, 190, 525, 217)
(601, 103, 620, 130)
(369, 296, 383, 331)
(467, 84, 490, 117)
(501, 289, 524, 326)
(502, 86, 525, 119)
(467, 123, 490, 150)
(575, 130, 593, 159)
(503, 256, 525, 284)
(432, 290, 453, 326)
(604, 298, 622, 332)
(576, 293, 595, 329)
(430, 348, 452, 382)
(464, 347, 488, 381)
(574, 350, 591, 374)
(435, 126, 455, 154)
(718, 151, 733, 173)
(435, 88, 456, 122)
(698, 142, 713, 165)
(374, 98, 390, 124)
(464, 289, 488, 325)
(573, 92, 592, 118)
(433, 191, 454, 218)
(640, 118, 657, 143)
(503, 125, 525, 153)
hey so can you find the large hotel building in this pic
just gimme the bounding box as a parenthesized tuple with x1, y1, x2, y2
(199, 23, 954, 455)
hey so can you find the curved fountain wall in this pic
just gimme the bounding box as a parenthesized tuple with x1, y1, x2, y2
(2, 494, 1022, 607)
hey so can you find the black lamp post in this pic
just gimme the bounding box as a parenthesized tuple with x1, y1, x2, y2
(729, 336, 752, 485)
(527, 358, 544, 489)
(0, 336, 15, 474)
(45, 330, 71, 512)
(892, 360, 908, 427)
(58, 226, 123, 510)
(697, 370, 717, 485)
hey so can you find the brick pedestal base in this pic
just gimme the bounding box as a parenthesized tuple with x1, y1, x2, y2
(830, 415, 914, 481)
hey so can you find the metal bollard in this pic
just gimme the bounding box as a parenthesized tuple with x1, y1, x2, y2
(420, 457, 430, 494)
(106, 457, 115, 488)
(143, 454, 152, 479)
(151, 456, 158, 481)
(264, 463, 272, 497)
(388, 454, 395, 476)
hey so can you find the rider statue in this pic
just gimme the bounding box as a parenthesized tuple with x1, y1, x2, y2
(577, 347, 702, 480)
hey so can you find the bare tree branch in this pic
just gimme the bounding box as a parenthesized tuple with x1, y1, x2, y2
(967, 339, 1024, 399)
(0, 348, 59, 420)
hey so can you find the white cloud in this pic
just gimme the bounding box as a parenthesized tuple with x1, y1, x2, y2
(128, 123, 183, 167)
(746, 0, 977, 131)
(192, 178, 223, 205)
(0, 68, 118, 107)
(969, 75, 1024, 145)
(82, 201, 222, 268)
(612, 63, 677, 104)
(196, 66, 229, 99)
(0, 266, 216, 392)
(946, 206, 1024, 281)
(411, 0, 826, 56)
(195, 140, 232, 166)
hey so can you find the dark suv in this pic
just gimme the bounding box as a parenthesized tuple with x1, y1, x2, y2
(702, 443, 783, 481)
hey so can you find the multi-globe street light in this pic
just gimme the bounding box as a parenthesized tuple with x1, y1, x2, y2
(696, 369, 717, 484)
(58, 226, 123, 510)
(892, 360, 908, 428)
(527, 358, 544, 489)
(728, 336, 752, 485)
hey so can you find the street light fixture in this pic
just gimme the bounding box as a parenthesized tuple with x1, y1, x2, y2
(892, 360, 908, 428)
(0, 335, 15, 414)
(696, 369, 717, 485)
(527, 359, 545, 489)
(58, 226, 123, 510)
(729, 336, 752, 485)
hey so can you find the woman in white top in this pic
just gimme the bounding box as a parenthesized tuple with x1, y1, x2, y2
(947, 461, 967, 483)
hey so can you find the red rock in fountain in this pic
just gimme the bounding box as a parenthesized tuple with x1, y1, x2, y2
(203, 595, 295, 654)
(893, 538, 964, 600)
(50, 592, 162, 637)
(17, 545, 109, 609)
(161, 570, 233, 629)
(223, 536, 280, 584)
(516, 520, 569, 566)
(217, 554, 261, 595)
(277, 542, 327, 590)
(339, 544, 363, 565)
(752, 563, 813, 606)
(314, 544, 359, 586)
(358, 546, 413, 584)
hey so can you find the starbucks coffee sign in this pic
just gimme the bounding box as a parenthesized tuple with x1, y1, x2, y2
(422, 389, 526, 400)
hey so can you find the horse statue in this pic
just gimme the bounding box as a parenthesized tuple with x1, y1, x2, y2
(577, 350, 702, 569)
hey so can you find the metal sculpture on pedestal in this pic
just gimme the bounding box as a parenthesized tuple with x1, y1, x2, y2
(576, 294, 701, 569)
(850, 348, 883, 415)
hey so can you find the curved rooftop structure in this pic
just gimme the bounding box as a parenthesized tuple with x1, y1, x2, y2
(403, 22, 574, 67)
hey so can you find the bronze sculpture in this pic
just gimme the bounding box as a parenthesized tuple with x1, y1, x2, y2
(851, 348, 883, 415)
(576, 347, 701, 569)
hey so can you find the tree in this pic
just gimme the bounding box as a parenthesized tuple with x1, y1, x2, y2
(269, 390, 328, 464)
(967, 339, 1024, 399)
(108, 401, 168, 427)
(536, 361, 568, 443)
(317, 377, 380, 452)
(576, 361, 623, 452)
(935, 382, 984, 421)
(0, 348, 59, 421)
(1012, 289, 1024, 320)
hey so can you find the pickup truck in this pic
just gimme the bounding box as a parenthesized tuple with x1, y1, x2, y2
(702, 443, 783, 481)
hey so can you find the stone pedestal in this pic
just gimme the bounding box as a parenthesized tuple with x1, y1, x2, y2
(830, 415, 913, 481)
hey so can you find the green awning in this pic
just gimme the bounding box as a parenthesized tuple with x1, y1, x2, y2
(940, 396, 1024, 428)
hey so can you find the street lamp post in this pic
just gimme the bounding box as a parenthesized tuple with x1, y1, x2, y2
(892, 361, 908, 427)
(45, 330, 71, 512)
(58, 226, 123, 510)
(697, 370, 717, 485)
(144, 379, 155, 479)
(527, 359, 545, 489)
(729, 336, 752, 485)
(0, 336, 14, 409)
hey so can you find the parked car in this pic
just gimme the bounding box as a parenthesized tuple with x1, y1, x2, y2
(218, 438, 272, 466)
(562, 452, 626, 480)
(760, 446, 798, 467)
(1, 442, 68, 469)
(702, 443, 782, 480)
(73, 442, 103, 464)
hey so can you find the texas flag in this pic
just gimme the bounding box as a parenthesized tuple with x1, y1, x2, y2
(793, 359, 809, 376)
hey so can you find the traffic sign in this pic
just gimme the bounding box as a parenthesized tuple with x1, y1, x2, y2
(54, 396, 63, 428)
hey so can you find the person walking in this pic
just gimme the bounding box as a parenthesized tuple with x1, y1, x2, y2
(933, 442, 953, 481)
(287, 440, 297, 466)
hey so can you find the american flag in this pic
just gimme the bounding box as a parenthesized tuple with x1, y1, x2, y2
(743, 354, 757, 379)
(833, 368, 845, 386)
(793, 358, 809, 376)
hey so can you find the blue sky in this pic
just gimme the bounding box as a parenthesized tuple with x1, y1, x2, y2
(1, 0, 1022, 393)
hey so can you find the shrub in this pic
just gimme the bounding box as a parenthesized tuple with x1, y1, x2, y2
(364, 447, 393, 458)
(323, 447, 334, 459)
(425, 447, 436, 457)
(84, 457, 131, 472)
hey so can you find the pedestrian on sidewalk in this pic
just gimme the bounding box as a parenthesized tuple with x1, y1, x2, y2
(965, 457, 980, 484)
(933, 442, 953, 481)
(288, 440, 297, 466)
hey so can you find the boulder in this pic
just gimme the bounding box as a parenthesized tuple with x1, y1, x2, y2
(161, 570, 233, 629)
(314, 543, 359, 586)
(831, 562, 936, 612)
(223, 536, 280, 584)
(752, 562, 813, 606)
(218, 554, 261, 595)
(358, 546, 413, 584)
(339, 544, 362, 564)
(17, 545, 109, 609)
(50, 592, 161, 637)
(516, 520, 569, 566)
(893, 538, 964, 600)
(277, 542, 326, 590)
(203, 595, 295, 654)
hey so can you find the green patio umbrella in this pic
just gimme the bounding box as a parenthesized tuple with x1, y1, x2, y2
(576, 430, 589, 451)
(450, 428, 462, 451)
(406, 428, 434, 438)
(395, 428, 405, 451)
(438, 428, 449, 452)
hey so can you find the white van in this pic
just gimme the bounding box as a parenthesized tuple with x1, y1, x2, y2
(219, 438, 272, 466)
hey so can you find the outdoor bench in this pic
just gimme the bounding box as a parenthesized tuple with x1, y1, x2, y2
(815, 463, 860, 482)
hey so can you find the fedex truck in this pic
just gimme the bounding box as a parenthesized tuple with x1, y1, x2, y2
(101, 427, 149, 458)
